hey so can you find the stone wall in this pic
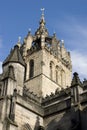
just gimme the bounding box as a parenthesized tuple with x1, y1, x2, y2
(15, 96, 43, 130)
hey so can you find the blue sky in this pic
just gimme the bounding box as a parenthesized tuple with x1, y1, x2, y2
(0, 0, 87, 80)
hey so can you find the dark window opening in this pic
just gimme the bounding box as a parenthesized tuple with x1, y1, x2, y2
(50, 62, 52, 79)
(29, 60, 34, 78)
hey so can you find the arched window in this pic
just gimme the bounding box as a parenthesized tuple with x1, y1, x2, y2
(50, 61, 55, 80)
(29, 59, 34, 78)
(56, 70, 58, 83)
(8, 65, 15, 80)
(61, 69, 66, 87)
(50, 63, 52, 79)
(55, 66, 58, 84)
(9, 65, 14, 71)
(50, 62, 53, 80)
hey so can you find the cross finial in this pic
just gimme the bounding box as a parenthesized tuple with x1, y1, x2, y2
(41, 8, 45, 15)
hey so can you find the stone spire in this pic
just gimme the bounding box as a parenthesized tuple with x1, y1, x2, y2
(3, 43, 25, 66)
(40, 8, 45, 29)
(35, 8, 48, 37)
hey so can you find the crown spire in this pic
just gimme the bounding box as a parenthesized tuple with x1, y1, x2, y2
(35, 8, 48, 37)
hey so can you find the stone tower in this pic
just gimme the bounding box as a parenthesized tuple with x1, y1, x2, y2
(21, 10, 72, 97)
(1, 11, 87, 130)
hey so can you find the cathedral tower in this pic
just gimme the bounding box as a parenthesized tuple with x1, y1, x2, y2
(1, 11, 87, 130)
(21, 10, 72, 97)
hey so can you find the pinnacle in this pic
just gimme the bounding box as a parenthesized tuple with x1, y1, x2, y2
(71, 72, 82, 86)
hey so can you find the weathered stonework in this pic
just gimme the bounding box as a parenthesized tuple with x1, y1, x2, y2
(0, 12, 87, 130)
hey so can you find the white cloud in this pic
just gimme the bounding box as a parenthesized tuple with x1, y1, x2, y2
(70, 50, 87, 80)
(0, 62, 2, 74)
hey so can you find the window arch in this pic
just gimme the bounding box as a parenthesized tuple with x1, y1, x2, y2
(8, 65, 15, 80)
(50, 62, 52, 79)
(8, 65, 14, 73)
(56, 70, 58, 83)
(29, 59, 34, 78)
(61, 69, 66, 87)
(55, 66, 58, 84)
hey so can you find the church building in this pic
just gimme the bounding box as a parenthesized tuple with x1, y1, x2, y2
(0, 10, 87, 130)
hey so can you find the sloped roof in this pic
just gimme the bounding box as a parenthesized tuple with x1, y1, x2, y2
(3, 45, 25, 66)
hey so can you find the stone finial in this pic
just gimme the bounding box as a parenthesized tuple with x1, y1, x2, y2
(61, 40, 64, 47)
(53, 32, 56, 37)
(17, 36, 21, 48)
(40, 8, 46, 28)
(18, 36, 21, 42)
(27, 28, 31, 36)
(71, 72, 82, 86)
(28, 28, 31, 33)
(41, 8, 45, 21)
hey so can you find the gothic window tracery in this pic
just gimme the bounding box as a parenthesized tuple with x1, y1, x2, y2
(29, 59, 34, 78)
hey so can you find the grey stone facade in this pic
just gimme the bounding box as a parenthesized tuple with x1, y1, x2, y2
(0, 12, 87, 130)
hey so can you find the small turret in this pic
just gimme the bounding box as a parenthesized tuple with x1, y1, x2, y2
(61, 40, 65, 58)
(22, 30, 33, 59)
(51, 33, 58, 51)
(35, 8, 48, 48)
(57, 40, 61, 59)
(71, 72, 83, 104)
(2, 41, 25, 95)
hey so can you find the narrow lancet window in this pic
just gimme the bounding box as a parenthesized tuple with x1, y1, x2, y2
(61, 70, 66, 87)
(56, 70, 58, 83)
(50, 61, 54, 80)
(29, 60, 34, 78)
(50, 62, 52, 80)
(56, 66, 58, 84)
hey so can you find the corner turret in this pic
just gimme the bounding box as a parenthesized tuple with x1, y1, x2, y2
(71, 72, 83, 104)
(2, 40, 25, 95)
